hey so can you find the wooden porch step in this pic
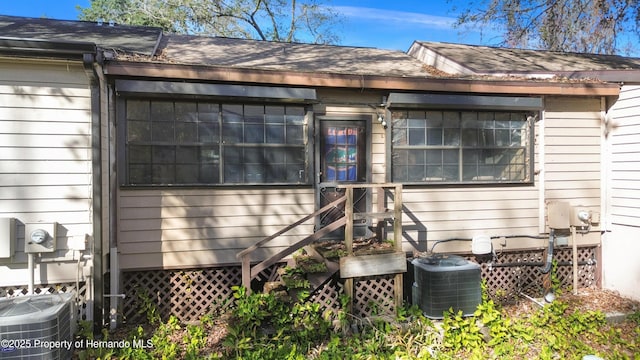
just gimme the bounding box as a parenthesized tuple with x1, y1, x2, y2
(300, 244, 340, 290)
(306, 260, 340, 290)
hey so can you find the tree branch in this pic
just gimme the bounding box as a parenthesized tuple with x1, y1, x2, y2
(286, 0, 296, 42)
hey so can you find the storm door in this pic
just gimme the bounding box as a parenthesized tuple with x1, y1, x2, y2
(316, 119, 370, 239)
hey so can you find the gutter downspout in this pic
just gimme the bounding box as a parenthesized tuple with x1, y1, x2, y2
(108, 80, 122, 330)
(541, 229, 554, 274)
(600, 97, 610, 233)
(83, 52, 103, 335)
(600, 96, 611, 291)
(538, 101, 546, 234)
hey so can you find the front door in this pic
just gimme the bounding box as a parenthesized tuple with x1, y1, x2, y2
(316, 119, 370, 239)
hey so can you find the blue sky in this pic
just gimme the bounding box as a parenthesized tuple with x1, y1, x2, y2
(0, 0, 494, 51)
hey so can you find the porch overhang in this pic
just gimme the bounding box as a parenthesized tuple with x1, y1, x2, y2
(0, 36, 96, 60)
(105, 61, 621, 97)
(386, 93, 543, 110)
(115, 79, 317, 103)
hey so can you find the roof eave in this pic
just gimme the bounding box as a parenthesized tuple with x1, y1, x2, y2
(481, 69, 640, 84)
(0, 37, 96, 59)
(104, 61, 620, 97)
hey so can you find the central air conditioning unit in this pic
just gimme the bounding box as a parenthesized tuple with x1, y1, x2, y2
(411, 254, 482, 319)
(0, 293, 76, 360)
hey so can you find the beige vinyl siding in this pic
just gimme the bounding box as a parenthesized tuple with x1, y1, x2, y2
(389, 104, 540, 252)
(0, 59, 92, 285)
(610, 85, 640, 227)
(116, 95, 605, 269)
(544, 97, 601, 208)
(371, 122, 386, 183)
(543, 97, 601, 244)
(117, 188, 315, 270)
(401, 186, 540, 253)
(399, 96, 603, 253)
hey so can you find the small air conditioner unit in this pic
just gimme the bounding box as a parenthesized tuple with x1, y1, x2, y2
(411, 254, 482, 319)
(0, 293, 76, 360)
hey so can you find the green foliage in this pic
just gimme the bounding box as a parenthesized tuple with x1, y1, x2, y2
(183, 324, 207, 359)
(281, 267, 311, 290)
(441, 308, 485, 352)
(229, 285, 330, 338)
(73, 284, 639, 359)
(74, 321, 117, 360)
(136, 288, 162, 325)
(150, 315, 181, 359)
(294, 256, 328, 273)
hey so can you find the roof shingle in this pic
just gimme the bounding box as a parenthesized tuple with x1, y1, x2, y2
(155, 34, 438, 77)
(0, 15, 162, 56)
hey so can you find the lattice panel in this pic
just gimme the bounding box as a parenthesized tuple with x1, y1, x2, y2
(121, 266, 241, 323)
(470, 247, 598, 303)
(119, 247, 598, 324)
(353, 275, 397, 318)
(0, 282, 89, 320)
(310, 278, 343, 317)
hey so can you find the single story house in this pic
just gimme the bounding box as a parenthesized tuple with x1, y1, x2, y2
(1, 15, 635, 328)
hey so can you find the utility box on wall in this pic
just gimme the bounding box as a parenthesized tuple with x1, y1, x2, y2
(0, 218, 16, 258)
(25, 222, 57, 253)
(547, 201, 571, 229)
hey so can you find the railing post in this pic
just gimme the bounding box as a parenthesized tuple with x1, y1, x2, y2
(394, 184, 402, 252)
(393, 184, 403, 315)
(241, 254, 251, 295)
(345, 187, 353, 255)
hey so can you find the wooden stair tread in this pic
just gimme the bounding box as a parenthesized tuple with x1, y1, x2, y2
(306, 260, 339, 290)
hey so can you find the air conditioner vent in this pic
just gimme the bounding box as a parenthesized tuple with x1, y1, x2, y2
(411, 254, 482, 319)
(0, 293, 76, 359)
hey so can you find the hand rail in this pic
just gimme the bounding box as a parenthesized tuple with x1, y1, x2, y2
(236, 183, 403, 294)
(238, 195, 347, 292)
(236, 196, 346, 259)
(249, 217, 347, 278)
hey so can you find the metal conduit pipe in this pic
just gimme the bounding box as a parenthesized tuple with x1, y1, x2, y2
(489, 259, 596, 268)
(540, 229, 555, 274)
(429, 234, 553, 253)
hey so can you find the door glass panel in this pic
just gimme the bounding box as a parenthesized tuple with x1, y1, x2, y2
(321, 125, 365, 183)
(317, 120, 368, 238)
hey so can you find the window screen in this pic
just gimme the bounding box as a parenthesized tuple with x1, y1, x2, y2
(125, 100, 308, 185)
(391, 110, 533, 184)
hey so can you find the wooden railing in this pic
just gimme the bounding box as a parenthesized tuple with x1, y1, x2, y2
(337, 183, 405, 314)
(236, 196, 347, 293)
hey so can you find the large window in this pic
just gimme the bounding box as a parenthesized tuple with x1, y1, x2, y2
(391, 110, 533, 184)
(124, 99, 308, 185)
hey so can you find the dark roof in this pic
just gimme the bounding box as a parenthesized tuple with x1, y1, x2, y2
(0, 15, 162, 56)
(153, 34, 437, 77)
(0, 15, 625, 90)
(413, 41, 640, 73)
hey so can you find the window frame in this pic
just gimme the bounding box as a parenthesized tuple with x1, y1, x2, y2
(388, 108, 536, 186)
(117, 96, 313, 187)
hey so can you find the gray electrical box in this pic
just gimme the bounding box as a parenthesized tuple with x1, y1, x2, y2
(25, 222, 57, 253)
(0, 218, 16, 258)
(547, 201, 571, 229)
